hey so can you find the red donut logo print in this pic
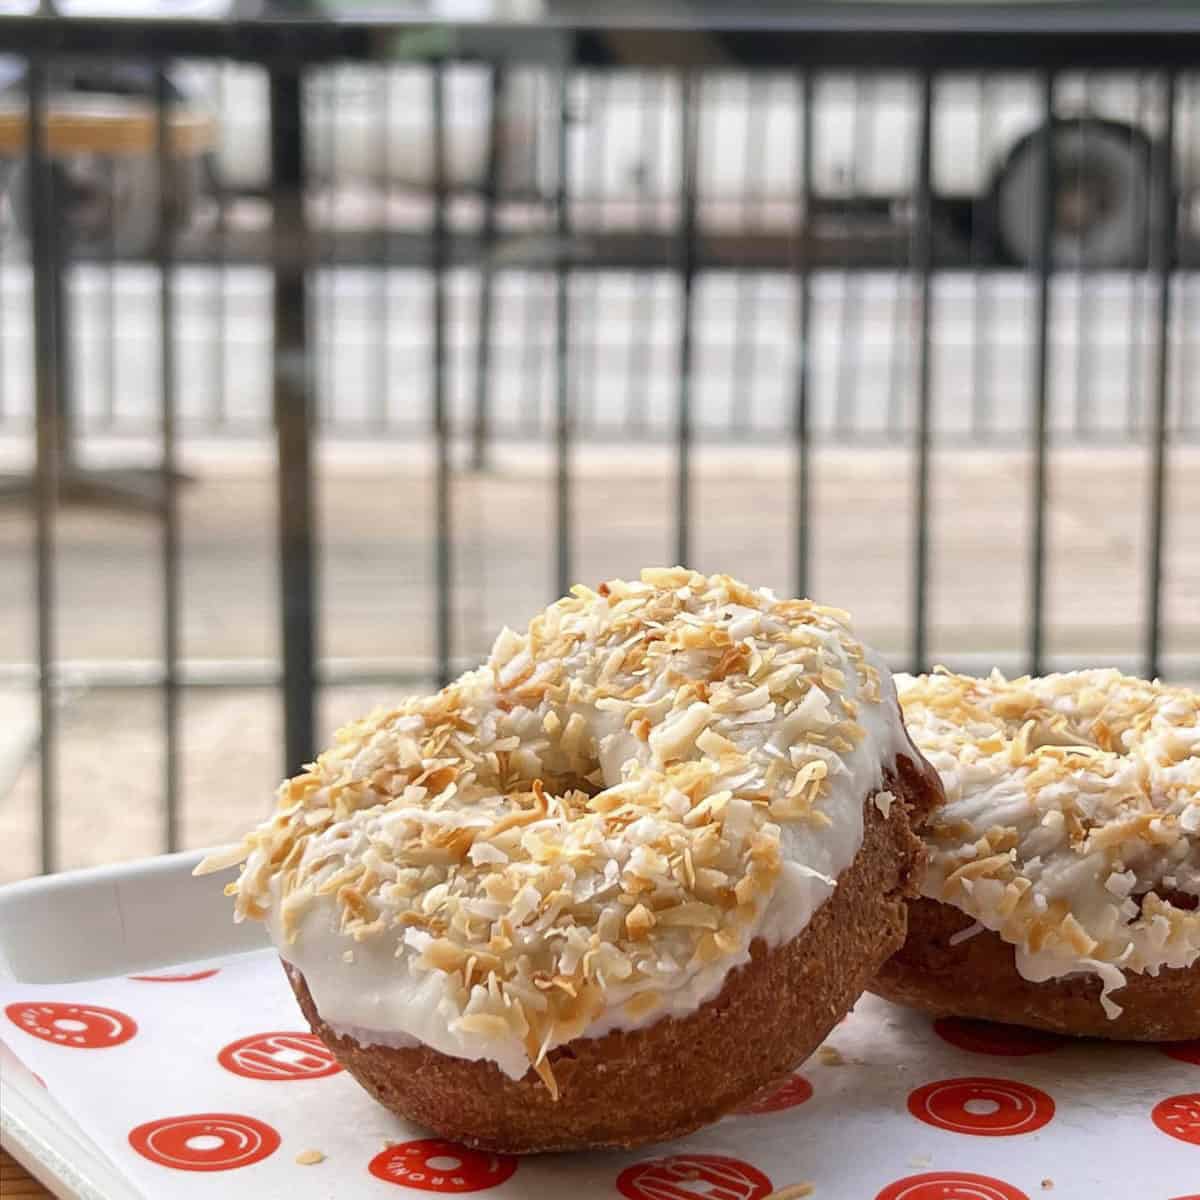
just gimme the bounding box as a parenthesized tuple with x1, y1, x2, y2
(5, 1002, 137, 1049)
(128, 1113, 280, 1172)
(1152, 1093, 1200, 1146)
(1163, 1041, 1200, 1067)
(218, 1032, 341, 1081)
(129, 969, 220, 983)
(737, 1074, 814, 1115)
(907, 1077, 1054, 1137)
(368, 1139, 517, 1192)
(617, 1154, 773, 1200)
(875, 1172, 1030, 1200)
(933, 1017, 1065, 1057)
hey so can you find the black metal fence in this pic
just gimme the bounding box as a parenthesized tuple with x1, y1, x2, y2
(2, 7, 1199, 873)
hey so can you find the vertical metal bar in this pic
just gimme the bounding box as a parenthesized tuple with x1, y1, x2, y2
(835, 75, 867, 440)
(730, 74, 767, 438)
(793, 71, 814, 598)
(28, 59, 58, 873)
(48, 119, 73, 476)
(675, 69, 697, 568)
(0, 138, 5, 425)
(553, 64, 572, 594)
(1029, 71, 1055, 677)
(156, 68, 182, 851)
(886, 76, 914, 445)
(472, 64, 504, 470)
(1180, 79, 1197, 439)
(1126, 75, 1150, 438)
(214, 63, 230, 429)
(627, 70, 661, 438)
(910, 69, 934, 673)
(1072, 78, 1094, 438)
(520, 72, 550, 440)
(578, 72, 609, 436)
(432, 60, 452, 684)
(103, 155, 117, 429)
(271, 64, 316, 771)
(1145, 71, 1177, 680)
(370, 66, 390, 434)
(971, 73, 994, 440)
(382, 65, 396, 435)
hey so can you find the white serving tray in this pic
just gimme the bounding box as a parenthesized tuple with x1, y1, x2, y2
(3, 854, 1197, 1200)
(0, 852, 268, 1200)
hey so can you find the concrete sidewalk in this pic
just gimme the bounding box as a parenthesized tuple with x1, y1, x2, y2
(1, 443, 1197, 882)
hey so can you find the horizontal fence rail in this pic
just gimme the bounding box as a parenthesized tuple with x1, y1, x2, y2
(0, 10, 1198, 874)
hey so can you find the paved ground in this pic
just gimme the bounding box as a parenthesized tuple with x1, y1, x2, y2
(1, 442, 1198, 883)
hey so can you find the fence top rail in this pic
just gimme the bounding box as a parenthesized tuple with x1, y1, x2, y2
(3, 5, 1200, 69)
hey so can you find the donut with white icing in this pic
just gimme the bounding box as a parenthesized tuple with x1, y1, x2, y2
(200, 569, 939, 1151)
(874, 668, 1200, 1039)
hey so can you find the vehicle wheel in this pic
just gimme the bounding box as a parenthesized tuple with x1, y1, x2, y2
(5, 151, 203, 258)
(992, 118, 1154, 268)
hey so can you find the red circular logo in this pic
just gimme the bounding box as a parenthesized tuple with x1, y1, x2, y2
(1152, 1093, 1200, 1146)
(128, 1113, 280, 1172)
(129, 969, 221, 983)
(933, 1018, 1065, 1057)
(5, 1002, 137, 1049)
(218, 1032, 341, 1081)
(368, 1140, 517, 1192)
(876, 1172, 1030, 1200)
(907, 1077, 1055, 1137)
(737, 1074, 814, 1115)
(617, 1154, 773, 1200)
(1163, 1041, 1200, 1067)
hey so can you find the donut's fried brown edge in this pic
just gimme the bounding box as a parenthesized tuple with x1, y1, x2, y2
(872, 895, 1200, 1041)
(283, 754, 938, 1153)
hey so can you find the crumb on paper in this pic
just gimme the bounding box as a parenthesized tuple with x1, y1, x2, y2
(1041, 1181, 1054, 1191)
(765, 1185, 815, 1200)
(816, 1045, 845, 1066)
(295, 1149, 325, 1166)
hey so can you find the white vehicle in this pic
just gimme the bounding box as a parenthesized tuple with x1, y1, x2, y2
(0, 0, 1194, 266)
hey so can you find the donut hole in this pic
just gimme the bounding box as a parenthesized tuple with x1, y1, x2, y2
(963, 1097, 1001, 1116)
(497, 707, 636, 804)
(53, 1019, 88, 1033)
(426, 1155, 462, 1171)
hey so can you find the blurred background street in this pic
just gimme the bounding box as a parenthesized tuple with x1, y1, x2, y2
(2, 8, 1199, 883)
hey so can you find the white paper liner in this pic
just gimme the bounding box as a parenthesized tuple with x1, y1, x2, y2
(1, 949, 1197, 1199)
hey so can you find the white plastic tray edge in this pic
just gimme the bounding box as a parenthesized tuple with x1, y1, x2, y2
(0, 850, 266, 1200)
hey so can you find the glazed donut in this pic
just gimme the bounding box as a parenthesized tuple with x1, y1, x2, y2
(201, 568, 940, 1151)
(874, 668, 1200, 1039)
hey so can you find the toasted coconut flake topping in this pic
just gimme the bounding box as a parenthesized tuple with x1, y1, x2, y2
(200, 569, 903, 1086)
(900, 667, 1200, 1015)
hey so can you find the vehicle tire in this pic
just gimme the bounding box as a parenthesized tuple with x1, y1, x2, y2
(5, 151, 203, 258)
(992, 118, 1155, 269)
